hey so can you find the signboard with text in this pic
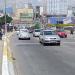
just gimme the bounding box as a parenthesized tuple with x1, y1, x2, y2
(20, 13, 33, 18)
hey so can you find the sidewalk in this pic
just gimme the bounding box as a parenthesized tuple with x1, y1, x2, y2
(0, 40, 3, 75)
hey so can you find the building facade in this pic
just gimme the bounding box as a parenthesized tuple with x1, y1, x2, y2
(13, 8, 34, 26)
(43, 0, 75, 15)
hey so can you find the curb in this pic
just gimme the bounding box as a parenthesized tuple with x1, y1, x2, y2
(2, 32, 15, 75)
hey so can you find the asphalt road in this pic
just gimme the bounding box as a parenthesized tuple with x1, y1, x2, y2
(10, 33, 75, 75)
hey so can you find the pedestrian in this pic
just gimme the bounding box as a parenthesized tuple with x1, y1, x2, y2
(0, 28, 2, 40)
(70, 28, 74, 35)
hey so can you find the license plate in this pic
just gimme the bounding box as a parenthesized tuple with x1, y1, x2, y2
(50, 40, 56, 43)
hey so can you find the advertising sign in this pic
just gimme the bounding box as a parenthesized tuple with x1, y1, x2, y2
(20, 13, 33, 18)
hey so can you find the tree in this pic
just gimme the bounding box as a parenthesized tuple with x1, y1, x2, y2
(34, 22, 40, 29)
(0, 15, 13, 27)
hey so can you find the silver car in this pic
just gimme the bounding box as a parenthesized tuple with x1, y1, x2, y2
(33, 29, 40, 37)
(18, 29, 30, 40)
(39, 29, 61, 45)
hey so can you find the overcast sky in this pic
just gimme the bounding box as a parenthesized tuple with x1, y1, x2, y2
(0, 0, 42, 10)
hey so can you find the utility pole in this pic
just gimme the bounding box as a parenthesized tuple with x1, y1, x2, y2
(4, 0, 7, 34)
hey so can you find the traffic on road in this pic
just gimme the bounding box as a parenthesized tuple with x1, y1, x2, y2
(9, 27, 75, 75)
(0, 0, 75, 75)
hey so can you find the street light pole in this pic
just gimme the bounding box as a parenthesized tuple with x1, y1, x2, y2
(4, 0, 7, 34)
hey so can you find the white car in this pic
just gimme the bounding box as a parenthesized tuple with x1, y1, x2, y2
(33, 29, 40, 37)
(39, 29, 61, 45)
(18, 29, 30, 40)
(16, 30, 20, 35)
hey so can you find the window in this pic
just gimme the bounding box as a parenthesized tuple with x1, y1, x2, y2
(44, 31, 56, 35)
(35, 30, 40, 32)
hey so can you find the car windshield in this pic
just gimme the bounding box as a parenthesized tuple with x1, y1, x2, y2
(35, 30, 40, 32)
(44, 31, 56, 35)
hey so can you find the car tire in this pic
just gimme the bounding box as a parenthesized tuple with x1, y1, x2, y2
(39, 40, 42, 43)
(28, 38, 30, 40)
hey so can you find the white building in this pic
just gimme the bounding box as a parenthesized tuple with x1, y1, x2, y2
(43, 0, 75, 15)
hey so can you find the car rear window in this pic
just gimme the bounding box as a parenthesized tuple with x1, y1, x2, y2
(35, 30, 40, 32)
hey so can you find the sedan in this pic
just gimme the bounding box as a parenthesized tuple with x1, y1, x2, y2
(18, 29, 30, 40)
(39, 29, 61, 46)
(33, 29, 40, 37)
(56, 29, 67, 38)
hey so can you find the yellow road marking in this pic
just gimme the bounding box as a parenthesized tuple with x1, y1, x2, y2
(3, 33, 14, 62)
(2, 32, 15, 75)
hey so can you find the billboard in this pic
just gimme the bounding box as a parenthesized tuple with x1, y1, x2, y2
(20, 13, 33, 18)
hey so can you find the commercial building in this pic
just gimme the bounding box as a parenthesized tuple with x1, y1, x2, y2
(43, 0, 75, 15)
(42, 0, 75, 24)
(13, 8, 34, 27)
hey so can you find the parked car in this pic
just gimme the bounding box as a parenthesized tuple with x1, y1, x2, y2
(39, 29, 61, 46)
(18, 29, 30, 40)
(56, 29, 67, 38)
(33, 29, 40, 37)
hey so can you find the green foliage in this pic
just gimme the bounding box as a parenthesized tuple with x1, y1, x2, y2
(34, 22, 40, 29)
(0, 15, 13, 26)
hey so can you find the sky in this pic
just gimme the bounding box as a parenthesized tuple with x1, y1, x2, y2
(0, 0, 41, 9)
(0, 0, 75, 15)
(0, 0, 42, 14)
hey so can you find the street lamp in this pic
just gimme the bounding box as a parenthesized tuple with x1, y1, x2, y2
(4, 0, 7, 34)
